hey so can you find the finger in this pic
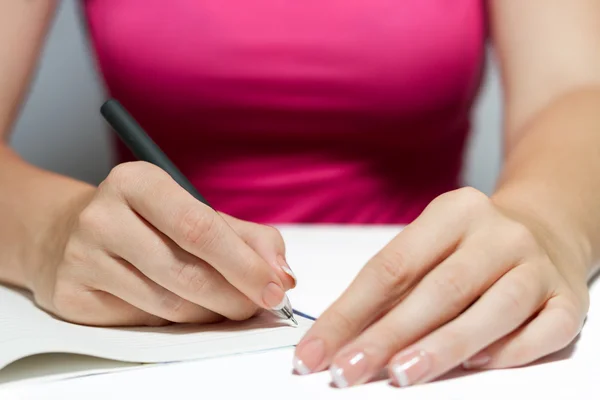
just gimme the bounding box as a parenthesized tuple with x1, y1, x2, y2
(383, 264, 550, 387)
(48, 283, 167, 327)
(464, 296, 584, 369)
(94, 254, 224, 324)
(324, 232, 521, 388)
(293, 191, 477, 374)
(102, 162, 287, 311)
(223, 214, 296, 290)
(101, 210, 260, 321)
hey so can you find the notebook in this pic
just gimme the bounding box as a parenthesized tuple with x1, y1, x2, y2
(0, 283, 312, 380)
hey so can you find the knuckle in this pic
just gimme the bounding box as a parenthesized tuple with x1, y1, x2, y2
(454, 186, 490, 213)
(171, 261, 212, 294)
(58, 239, 104, 290)
(222, 257, 261, 290)
(178, 207, 220, 250)
(456, 186, 489, 205)
(437, 186, 489, 216)
(501, 273, 531, 315)
(437, 186, 486, 204)
(456, 187, 490, 214)
(431, 270, 472, 308)
(370, 250, 412, 288)
(77, 205, 108, 232)
(105, 162, 138, 189)
(264, 225, 285, 248)
(62, 238, 93, 268)
(158, 294, 188, 323)
(104, 161, 162, 193)
(323, 307, 360, 336)
(236, 260, 258, 284)
(507, 222, 539, 253)
(74, 206, 112, 245)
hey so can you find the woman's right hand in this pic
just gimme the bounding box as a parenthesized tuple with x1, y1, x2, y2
(29, 161, 296, 327)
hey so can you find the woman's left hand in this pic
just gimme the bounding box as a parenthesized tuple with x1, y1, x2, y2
(292, 187, 590, 388)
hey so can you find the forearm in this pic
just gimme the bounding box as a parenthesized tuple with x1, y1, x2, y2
(492, 87, 600, 281)
(0, 1, 79, 289)
(0, 146, 95, 290)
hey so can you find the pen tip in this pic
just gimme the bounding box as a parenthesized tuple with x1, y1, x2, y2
(291, 316, 298, 326)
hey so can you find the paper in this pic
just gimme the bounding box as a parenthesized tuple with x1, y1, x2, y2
(285, 224, 405, 317)
(0, 284, 311, 383)
(3, 347, 596, 400)
(0, 354, 136, 387)
(2, 225, 600, 399)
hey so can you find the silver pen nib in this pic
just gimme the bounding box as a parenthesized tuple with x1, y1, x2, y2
(270, 294, 298, 326)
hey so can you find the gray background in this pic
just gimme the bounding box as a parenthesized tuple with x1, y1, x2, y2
(8, 1, 503, 194)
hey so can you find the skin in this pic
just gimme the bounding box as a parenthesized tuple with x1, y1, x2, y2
(293, 0, 600, 388)
(0, 1, 295, 327)
(1, 0, 600, 389)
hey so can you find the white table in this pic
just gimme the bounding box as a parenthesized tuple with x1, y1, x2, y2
(1, 226, 599, 399)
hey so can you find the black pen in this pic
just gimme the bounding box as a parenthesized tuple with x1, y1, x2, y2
(100, 99, 210, 206)
(100, 99, 297, 326)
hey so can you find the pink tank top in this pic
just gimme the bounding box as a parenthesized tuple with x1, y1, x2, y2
(82, 0, 486, 224)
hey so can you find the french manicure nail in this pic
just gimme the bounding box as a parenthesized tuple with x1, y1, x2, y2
(462, 352, 491, 369)
(262, 282, 286, 309)
(293, 356, 311, 375)
(277, 254, 297, 283)
(329, 351, 368, 388)
(293, 338, 325, 375)
(390, 350, 431, 387)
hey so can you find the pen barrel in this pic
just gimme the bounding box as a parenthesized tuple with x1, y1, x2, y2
(100, 100, 211, 207)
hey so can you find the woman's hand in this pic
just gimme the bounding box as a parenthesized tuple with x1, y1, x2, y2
(29, 161, 296, 327)
(293, 187, 589, 388)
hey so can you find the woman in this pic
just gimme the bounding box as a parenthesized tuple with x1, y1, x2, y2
(1, 0, 600, 389)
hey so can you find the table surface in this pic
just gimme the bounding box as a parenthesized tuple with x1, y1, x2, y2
(1, 225, 599, 399)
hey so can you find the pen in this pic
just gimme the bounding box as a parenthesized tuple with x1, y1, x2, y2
(100, 98, 298, 326)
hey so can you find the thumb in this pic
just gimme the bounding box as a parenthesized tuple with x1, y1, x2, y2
(219, 214, 296, 290)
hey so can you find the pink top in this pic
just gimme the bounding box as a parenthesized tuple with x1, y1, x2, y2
(82, 0, 486, 224)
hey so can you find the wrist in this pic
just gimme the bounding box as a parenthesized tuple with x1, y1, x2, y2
(491, 189, 591, 284)
(0, 147, 99, 292)
(25, 183, 96, 292)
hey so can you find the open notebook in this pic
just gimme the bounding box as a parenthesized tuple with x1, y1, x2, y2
(0, 284, 312, 378)
(0, 225, 400, 388)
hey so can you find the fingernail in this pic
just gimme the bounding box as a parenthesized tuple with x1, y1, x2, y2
(293, 338, 325, 375)
(329, 351, 368, 388)
(390, 349, 431, 387)
(277, 254, 297, 284)
(273, 293, 292, 311)
(262, 282, 286, 309)
(462, 352, 491, 369)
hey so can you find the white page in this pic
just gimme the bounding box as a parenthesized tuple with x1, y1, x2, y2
(0, 284, 311, 380)
(284, 224, 405, 317)
(2, 344, 598, 400)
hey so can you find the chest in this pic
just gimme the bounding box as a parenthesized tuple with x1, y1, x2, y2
(83, 0, 486, 141)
